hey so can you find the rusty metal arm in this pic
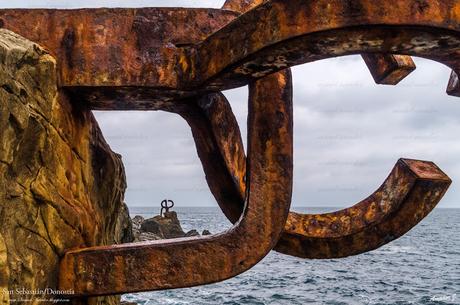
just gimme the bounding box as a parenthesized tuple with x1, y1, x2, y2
(0, 8, 238, 92)
(1, 0, 457, 108)
(361, 54, 416, 85)
(196, 0, 460, 98)
(177, 93, 247, 222)
(58, 70, 293, 297)
(187, 0, 454, 257)
(184, 88, 452, 258)
(223, 0, 416, 86)
(172, 0, 457, 259)
(276, 159, 451, 258)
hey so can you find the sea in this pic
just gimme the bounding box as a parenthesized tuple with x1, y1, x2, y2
(122, 207, 460, 305)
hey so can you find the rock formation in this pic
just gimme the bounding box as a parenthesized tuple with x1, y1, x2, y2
(133, 212, 211, 242)
(0, 29, 132, 305)
(185, 230, 200, 237)
(140, 212, 186, 239)
(135, 212, 186, 241)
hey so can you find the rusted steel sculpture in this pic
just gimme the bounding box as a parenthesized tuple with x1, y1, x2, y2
(160, 199, 174, 217)
(0, 0, 457, 297)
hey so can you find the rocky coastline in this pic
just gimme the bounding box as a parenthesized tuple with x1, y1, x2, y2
(131, 211, 212, 242)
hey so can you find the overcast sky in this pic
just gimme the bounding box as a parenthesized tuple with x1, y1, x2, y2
(5, 1, 460, 209)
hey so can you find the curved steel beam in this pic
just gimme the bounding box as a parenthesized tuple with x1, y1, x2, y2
(178, 0, 454, 259)
(58, 72, 293, 296)
(361, 54, 416, 85)
(184, 89, 452, 258)
(223, 0, 416, 86)
(277, 159, 451, 258)
(195, 0, 460, 97)
(177, 94, 247, 223)
(0, 1, 456, 107)
(0, 8, 238, 91)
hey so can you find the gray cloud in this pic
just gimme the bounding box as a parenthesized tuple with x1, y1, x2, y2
(4, 1, 459, 208)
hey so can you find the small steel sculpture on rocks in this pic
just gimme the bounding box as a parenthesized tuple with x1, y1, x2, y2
(0, 0, 457, 297)
(160, 199, 175, 217)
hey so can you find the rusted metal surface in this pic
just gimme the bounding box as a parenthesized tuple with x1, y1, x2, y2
(58, 71, 293, 296)
(1, 0, 457, 297)
(160, 199, 174, 217)
(183, 0, 455, 259)
(276, 159, 451, 258)
(187, 95, 452, 258)
(224, 0, 417, 86)
(361, 54, 416, 85)
(177, 94, 247, 222)
(1, 0, 459, 107)
(223, 0, 265, 12)
(0, 8, 238, 90)
(195, 0, 460, 96)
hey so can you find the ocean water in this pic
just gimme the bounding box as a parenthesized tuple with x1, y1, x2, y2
(123, 207, 460, 305)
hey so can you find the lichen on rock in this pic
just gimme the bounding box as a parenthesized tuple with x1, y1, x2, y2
(0, 29, 132, 305)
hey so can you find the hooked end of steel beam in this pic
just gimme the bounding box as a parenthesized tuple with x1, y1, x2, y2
(275, 158, 451, 259)
(399, 158, 452, 183)
(447, 70, 460, 97)
(362, 54, 416, 85)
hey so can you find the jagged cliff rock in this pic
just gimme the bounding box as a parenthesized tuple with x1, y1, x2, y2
(140, 212, 186, 239)
(0, 29, 132, 305)
(133, 211, 211, 242)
